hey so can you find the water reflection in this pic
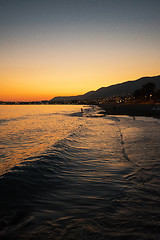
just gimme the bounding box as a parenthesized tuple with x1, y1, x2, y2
(0, 105, 85, 175)
(0, 105, 160, 239)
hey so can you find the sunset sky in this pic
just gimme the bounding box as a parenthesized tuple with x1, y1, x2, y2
(1, 0, 160, 101)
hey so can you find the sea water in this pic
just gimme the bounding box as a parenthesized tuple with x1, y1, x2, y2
(0, 105, 160, 240)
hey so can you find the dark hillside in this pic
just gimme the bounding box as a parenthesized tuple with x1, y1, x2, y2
(50, 75, 160, 102)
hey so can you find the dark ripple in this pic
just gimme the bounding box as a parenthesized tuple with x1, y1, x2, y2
(0, 131, 129, 239)
(0, 112, 160, 239)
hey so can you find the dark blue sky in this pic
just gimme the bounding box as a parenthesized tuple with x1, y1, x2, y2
(1, 0, 160, 34)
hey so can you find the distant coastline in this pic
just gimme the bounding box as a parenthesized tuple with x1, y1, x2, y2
(1, 75, 160, 110)
(100, 103, 160, 118)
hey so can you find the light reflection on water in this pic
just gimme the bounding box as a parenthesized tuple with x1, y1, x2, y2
(0, 105, 85, 175)
(0, 105, 160, 239)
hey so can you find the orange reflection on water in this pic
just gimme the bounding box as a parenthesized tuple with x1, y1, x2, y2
(0, 105, 84, 175)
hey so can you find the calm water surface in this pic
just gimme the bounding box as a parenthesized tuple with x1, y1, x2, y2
(0, 105, 160, 240)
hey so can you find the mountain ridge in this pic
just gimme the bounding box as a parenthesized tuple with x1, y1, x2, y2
(50, 75, 160, 102)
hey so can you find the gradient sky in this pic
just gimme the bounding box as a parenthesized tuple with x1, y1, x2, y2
(1, 0, 160, 101)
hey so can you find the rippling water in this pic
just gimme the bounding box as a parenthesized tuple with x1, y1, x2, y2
(0, 105, 160, 240)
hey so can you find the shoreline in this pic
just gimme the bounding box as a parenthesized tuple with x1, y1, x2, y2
(99, 103, 160, 119)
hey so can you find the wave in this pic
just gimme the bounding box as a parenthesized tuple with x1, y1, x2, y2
(0, 119, 126, 238)
(1, 108, 160, 240)
(0, 138, 77, 237)
(0, 117, 27, 124)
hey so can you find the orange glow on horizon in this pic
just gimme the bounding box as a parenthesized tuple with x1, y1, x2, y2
(1, 30, 160, 101)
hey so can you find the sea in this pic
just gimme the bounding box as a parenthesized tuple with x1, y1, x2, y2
(0, 105, 160, 240)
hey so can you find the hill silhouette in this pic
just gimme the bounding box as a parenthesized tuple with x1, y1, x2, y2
(50, 75, 160, 102)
